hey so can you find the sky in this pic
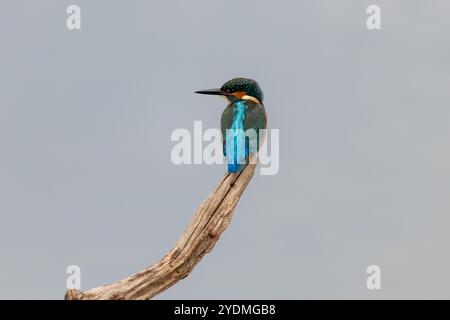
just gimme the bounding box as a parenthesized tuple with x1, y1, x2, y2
(1, 0, 450, 299)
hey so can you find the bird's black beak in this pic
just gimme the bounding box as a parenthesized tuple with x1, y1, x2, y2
(195, 88, 228, 96)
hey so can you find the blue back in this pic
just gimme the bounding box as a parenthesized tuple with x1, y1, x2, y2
(225, 101, 249, 172)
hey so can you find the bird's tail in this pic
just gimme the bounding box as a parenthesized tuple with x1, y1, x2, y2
(228, 163, 246, 173)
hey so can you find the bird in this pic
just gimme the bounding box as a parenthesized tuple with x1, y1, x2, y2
(196, 78, 267, 173)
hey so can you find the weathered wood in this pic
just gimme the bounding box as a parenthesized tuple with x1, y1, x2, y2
(65, 163, 256, 300)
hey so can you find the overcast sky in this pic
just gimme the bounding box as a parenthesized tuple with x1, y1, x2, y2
(1, 0, 450, 299)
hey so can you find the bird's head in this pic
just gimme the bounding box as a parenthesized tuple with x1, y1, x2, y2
(195, 78, 263, 104)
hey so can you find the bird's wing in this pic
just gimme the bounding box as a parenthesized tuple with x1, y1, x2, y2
(244, 103, 267, 154)
(220, 104, 234, 156)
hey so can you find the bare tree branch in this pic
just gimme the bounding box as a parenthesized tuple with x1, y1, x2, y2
(65, 163, 256, 300)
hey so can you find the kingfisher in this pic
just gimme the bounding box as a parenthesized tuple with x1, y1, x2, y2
(196, 78, 267, 173)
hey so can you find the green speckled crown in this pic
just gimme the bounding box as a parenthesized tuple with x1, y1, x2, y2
(221, 78, 264, 102)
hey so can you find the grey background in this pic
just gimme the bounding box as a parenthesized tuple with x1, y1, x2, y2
(1, 0, 449, 299)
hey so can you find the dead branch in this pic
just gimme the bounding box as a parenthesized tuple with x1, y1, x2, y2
(65, 163, 256, 300)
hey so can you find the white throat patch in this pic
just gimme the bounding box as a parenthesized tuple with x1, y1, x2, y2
(241, 95, 261, 104)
